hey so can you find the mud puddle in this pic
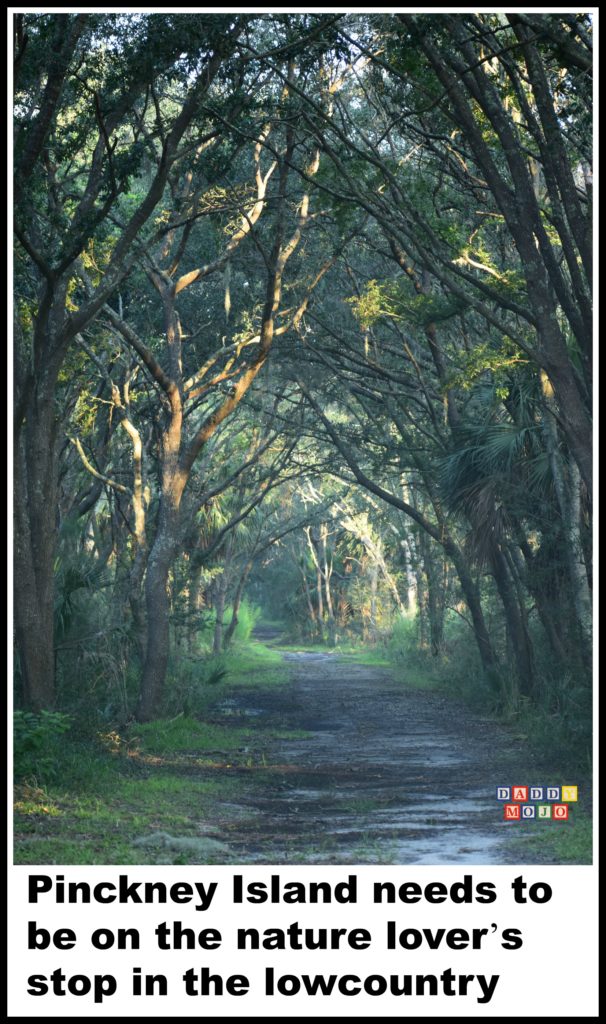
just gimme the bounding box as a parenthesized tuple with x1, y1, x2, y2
(207, 651, 541, 864)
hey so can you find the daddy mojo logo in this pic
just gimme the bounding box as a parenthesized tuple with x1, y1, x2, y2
(496, 785, 578, 821)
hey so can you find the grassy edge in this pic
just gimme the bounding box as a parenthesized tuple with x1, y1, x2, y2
(14, 636, 592, 865)
(13, 641, 295, 865)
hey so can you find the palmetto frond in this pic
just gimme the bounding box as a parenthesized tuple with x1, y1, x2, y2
(54, 557, 113, 640)
(438, 421, 548, 565)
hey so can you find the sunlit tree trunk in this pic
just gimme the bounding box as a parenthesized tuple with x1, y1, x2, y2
(321, 525, 337, 645)
(368, 558, 379, 643)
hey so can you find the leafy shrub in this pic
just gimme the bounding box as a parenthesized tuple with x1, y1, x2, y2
(522, 669, 592, 771)
(388, 610, 501, 706)
(14, 710, 71, 783)
(164, 655, 229, 716)
(387, 614, 418, 663)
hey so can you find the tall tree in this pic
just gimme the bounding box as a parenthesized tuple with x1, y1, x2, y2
(14, 13, 250, 708)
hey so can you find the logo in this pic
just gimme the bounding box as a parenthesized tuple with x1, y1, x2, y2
(497, 785, 577, 822)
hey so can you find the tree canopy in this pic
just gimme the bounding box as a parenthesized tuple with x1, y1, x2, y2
(13, 12, 592, 760)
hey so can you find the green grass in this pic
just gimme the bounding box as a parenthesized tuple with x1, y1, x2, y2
(222, 640, 288, 682)
(133, 716, 258, 754)
(14, 637, 592, 866)
(15, 839, 146, 865)
(340, 797, 380, 814)
(277, 639, 391, 666)
(334, 645, 390, 666)
(508, 810, 592, 864)
(13, 763, 249, 864)
(255, 617, 287, 632)
(13, 640, 295, 865)
(389, 662, 442, 690)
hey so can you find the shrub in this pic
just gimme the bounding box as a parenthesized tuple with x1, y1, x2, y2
(164, 655, 229, 716)
(14, 710, 72, 783)
(387, 614, 418, 664)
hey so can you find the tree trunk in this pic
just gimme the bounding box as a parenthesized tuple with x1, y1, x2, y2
(14, 381, 59, 709)
(299, 560, 317, 638)
(188, 561, 204, 654)
(136, 535, 175, 722)
(368, 558, 379, 642)
(400, 535, 418, 615)
(321, 526, 337, 645)
(490, 547, 535, 700)
(427, 573, 445, 657)
(510, 534, 569, 668)
(540, 370, 592, 645)
(136, 451, 182, 722)
(224, 560, 253, 648)
(315, 561, 324, 629)
(13, 555, 56, 710)
(213, 576, 227, 656)
(419, 532, 445, 657)
(447, 543, 501, 690)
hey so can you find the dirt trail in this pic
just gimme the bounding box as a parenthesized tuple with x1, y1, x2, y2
(210, 650, 540, 864)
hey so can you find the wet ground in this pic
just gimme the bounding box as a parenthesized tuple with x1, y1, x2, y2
(206, 649, 544, 864)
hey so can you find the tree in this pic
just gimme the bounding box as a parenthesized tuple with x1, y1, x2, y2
(14, 13, 591, 743)
(14, 13, 251, 708)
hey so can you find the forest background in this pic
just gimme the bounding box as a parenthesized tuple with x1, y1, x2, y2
(12, 11, 594, 864)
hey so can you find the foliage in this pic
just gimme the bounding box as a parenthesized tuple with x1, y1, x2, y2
(13, 711, 72, 783)
(13, 13, 592, 795)
(13, 639, 294, 864)
(163, 657, 229, 718)
(228, 599, 262, 646)
(386, 614, 418, 663)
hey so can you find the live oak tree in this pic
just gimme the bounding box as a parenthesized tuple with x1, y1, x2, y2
(13, 12, 338, 712)
(14, 13, 252, 708)
(282, 13, 592, 702)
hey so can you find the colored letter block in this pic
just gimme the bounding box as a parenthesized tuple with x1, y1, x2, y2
(553, 804, 569, 820)
(529, 787, 544, 801)
(511, 786, 528, 802)
(561, 786, 578, 802)
(521, 805, 536, 819)
(504, 804, 520, 820)
(496, 787, 510, 801)
(546, 787, 560, 801)
(537, 805, 551, 819)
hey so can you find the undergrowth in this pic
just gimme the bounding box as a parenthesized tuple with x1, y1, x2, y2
(13, 641, 291, 865)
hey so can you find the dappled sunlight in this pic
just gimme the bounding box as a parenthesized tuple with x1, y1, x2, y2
(14, 784, 62, 818)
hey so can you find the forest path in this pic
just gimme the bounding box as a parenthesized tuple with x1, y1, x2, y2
(207, 649, 537, 864)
